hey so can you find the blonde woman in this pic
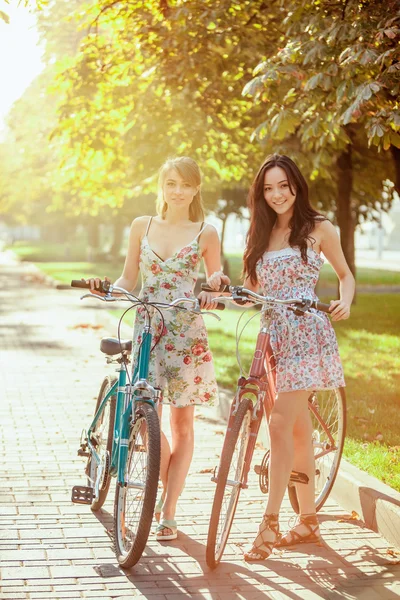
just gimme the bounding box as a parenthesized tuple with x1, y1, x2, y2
(89, 157, 223, 541)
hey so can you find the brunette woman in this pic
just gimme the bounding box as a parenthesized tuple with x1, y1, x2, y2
(208, 154, 354, 561)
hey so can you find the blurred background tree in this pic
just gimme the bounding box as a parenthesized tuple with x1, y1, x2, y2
(0, 0, 398, 273)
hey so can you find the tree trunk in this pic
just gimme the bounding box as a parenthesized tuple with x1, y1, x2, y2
(390, 144, 400, 195)
(220, 215, 231, 279)
(220, 214, 227, 255)
(336, 144, 356, 299)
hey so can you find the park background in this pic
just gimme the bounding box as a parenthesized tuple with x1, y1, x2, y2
(0, 0, 399, 492)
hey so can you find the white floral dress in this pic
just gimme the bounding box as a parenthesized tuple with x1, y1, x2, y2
(256, 247, 345, 393)
(131, 218, 218, 408)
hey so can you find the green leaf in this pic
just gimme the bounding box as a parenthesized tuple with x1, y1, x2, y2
(0, 10, 9, 24)
(242, 77, 261, 97)
(270, 109, 300, 140)
(304, 73, 324, 91)
(336, 80, 347, 103)
(390, 131, 400, 148)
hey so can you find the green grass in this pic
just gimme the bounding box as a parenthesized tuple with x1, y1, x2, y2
(36, 262, 124, 285)
(8, 240, 90, 262)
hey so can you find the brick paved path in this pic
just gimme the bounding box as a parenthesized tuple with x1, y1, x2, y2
(1, 254, 400, 600)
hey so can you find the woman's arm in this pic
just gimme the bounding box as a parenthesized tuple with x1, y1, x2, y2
(198, 225, 225, 308)
(318, 220, 355, 321)
(202, 224, 259, 305)
(113, 217, 147, 292)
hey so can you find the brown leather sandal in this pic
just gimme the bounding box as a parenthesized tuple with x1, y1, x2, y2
(244, 513, 280, 562)
(276, 513, 321, 547)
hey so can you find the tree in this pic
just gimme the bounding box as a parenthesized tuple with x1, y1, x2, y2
(46, 0, 283, 212)
(242, 0, 399, 276)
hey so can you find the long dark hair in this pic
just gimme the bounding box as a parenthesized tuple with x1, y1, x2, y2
(243, 154, 325, 285)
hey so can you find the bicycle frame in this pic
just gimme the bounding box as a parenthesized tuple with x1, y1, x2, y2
(222, 325, 275, 489)
(223, 320, 339, 490)
(86, 323, 157, 486)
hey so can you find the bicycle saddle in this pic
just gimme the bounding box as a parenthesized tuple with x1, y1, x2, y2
(100, 337, 133, 355)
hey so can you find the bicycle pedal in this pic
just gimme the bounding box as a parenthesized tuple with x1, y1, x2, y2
(71, 485, 94, 504)
(77, 448, 90, 457)
(289, 470, 309, 485)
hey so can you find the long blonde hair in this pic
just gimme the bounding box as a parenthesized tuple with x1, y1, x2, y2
(156, 157, 205, 221)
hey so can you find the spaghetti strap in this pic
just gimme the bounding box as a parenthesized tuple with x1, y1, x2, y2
(145, 216, 153, 237)
(194, 221, 207, 241)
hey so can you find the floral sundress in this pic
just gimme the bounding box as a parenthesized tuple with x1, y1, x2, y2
(131, 217, 218, 408)
(256, 247, 345, 393)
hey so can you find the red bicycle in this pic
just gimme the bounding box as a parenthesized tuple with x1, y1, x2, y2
(204, 285, 346, 569)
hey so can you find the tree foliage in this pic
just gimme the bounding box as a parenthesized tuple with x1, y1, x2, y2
(1, 0, 399, 274)
(244, 0, 400, 170)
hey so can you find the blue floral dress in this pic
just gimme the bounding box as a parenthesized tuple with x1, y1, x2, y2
(256, 247, 345, 393)
(131, 218, 218, 408)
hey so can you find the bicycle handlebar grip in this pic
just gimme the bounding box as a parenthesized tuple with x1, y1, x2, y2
(71, 279, 110, 293)
(214, 302, 225, 311)
(71, 280, 90, 289)
(313, 301, 331, 313)
(201, 283, 228, 292)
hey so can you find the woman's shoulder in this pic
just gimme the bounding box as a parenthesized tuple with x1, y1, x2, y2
(130, 215, 152, 230)
(313, 218, 336, 236)
(199, 222, 218, 237)
(128, 216, 153, 242)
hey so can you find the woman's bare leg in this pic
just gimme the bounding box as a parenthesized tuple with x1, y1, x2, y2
(292, 408, 317, 515)
(158, 406, 171, 494)
(246, 390, 310, 557)
(281, 407, 320, 540)
(159, 405, 195, 532)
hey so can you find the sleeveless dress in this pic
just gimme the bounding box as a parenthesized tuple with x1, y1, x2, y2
(131, 218, 219, 408)
(256, 247, 345, 393)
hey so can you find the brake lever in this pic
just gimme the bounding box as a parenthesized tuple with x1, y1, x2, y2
(200, 311, 221, 322)
(80, 293, 117, 302)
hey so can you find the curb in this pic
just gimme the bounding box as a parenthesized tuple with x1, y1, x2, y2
(330, 458, 400, 550)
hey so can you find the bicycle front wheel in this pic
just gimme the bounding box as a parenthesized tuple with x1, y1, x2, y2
(87, 376, 117, 512)
(114, 401, 160, 568)
(206, 397, 253, 570)
(288, 387, 346, 513)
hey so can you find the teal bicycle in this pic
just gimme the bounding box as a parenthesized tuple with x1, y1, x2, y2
(70, 279, 223, 568)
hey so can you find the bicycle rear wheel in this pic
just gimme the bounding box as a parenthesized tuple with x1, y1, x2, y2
(114, 401, 160, 568)
(87, 376, 117, 511)
(288, 387, 346, 513)
(206, 397, 253, 570)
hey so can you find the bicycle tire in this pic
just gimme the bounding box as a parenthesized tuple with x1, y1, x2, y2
(114, 401, 160, 568)
(206, 397, 253, 570)
(288, 387, 346, 514)
(87, 376, 117, 512)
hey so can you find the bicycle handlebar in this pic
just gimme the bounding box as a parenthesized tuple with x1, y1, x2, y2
(71, 280, 225, 311)
(200, 283, 331, 314)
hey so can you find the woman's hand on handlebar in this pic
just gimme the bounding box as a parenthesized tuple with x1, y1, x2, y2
(82, 276, 111, 296)
(198, 290, 221, 310)
(329, 299, 351, 321)
(206, 270, 231, 291)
